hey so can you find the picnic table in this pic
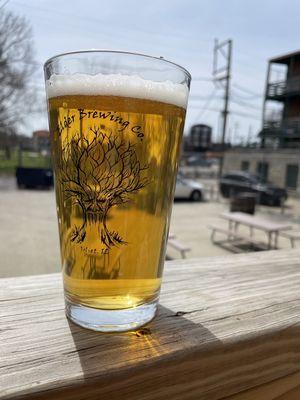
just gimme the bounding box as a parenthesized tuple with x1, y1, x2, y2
(167, 233, 191, 259)
(221, 211, 291, 249)
(1, 249, 300, 399)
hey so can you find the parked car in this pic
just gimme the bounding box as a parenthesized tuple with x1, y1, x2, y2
(174, 176, 204, 201)
(219, 171, 287, 206)
(186, 156, 215, 167)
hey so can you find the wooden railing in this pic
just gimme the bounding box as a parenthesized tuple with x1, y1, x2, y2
(1, 249, 300, 399)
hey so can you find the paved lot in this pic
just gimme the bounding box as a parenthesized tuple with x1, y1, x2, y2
(0, 178, 61, 278)
(1, 176, 299, 278)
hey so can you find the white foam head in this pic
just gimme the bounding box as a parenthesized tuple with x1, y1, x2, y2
(46, 73, 189, 108)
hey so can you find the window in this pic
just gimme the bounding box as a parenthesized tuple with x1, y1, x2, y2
(241, 161, 250, 171)
(256, 162, 269, 182)
(285, 164, 299, 189)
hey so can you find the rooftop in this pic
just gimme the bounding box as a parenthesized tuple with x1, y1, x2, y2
(270, 49, 300, 64)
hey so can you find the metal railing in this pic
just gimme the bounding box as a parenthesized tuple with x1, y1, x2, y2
(262, 118, 300, 138)
(267, 76, 300, 98)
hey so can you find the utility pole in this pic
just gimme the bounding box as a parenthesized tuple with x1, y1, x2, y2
(261, 62, 271, 148)
(234, 121, 240, 145)
(213, 38, 232, 178)
(247, 124, 253, 146)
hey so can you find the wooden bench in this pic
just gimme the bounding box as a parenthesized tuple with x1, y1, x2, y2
(208, 224, 268, 250)
(280, 230, 300, 248)
(167, 238, 191, 259)
(1, 249, 300, 399)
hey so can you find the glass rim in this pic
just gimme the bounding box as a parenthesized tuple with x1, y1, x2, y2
(44, 49, 191, 81)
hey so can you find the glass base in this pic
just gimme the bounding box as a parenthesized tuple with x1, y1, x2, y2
(65, 298, 158, 332)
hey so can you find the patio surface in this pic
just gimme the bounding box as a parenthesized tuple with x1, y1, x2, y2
(1, 176, 299, 277)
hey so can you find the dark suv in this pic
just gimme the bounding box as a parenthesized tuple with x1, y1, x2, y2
(220, 171, 288, 206)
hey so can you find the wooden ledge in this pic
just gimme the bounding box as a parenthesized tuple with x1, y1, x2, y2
(1, 249, 300, 399)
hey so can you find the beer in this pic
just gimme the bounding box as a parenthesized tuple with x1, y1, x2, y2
(47, 74, 187, 311)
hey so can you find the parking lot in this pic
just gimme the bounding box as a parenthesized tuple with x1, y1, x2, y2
(1, 176, 300, 278)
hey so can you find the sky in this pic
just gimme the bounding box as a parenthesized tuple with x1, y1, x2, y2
(6, 0, 300, 142)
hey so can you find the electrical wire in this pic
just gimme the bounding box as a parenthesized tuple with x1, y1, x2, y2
(230, 110, 261, 120)
(232, 83, 262, 97)
(192, 88, 219, 123)
(230, 95, 262, 111)
(188, 104, 261, 121)
(189, 94, 223, 100)
(231, 90, 263, 100)
(192, 76, 213, 82)
(12, 0, 206, 54)
(0, 0, 9, 10)
(188, 105, 221, 112)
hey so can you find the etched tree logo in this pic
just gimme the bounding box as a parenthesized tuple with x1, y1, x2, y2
(59, 127, 149, 248)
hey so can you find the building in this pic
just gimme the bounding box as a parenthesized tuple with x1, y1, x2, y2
(223, 149, 300, 193)
(260, 50, 300, 148)
(224, 50, 300, 194)
(32, 130, 50, 153)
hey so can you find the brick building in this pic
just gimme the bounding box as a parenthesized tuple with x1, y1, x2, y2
(32, 130, 50, 153)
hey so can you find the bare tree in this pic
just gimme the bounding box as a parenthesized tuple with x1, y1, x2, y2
(59, 127, 149, 248)
(0, 7, 37, 157)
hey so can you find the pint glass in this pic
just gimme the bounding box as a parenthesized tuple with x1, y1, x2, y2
(44, 51, 190, 331)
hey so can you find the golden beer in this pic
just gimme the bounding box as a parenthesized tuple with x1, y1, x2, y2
(45, 52, 190, 331)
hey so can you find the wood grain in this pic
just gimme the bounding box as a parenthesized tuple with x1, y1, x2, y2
(224, 371, 300, 399)
(1, 249, 300, 399)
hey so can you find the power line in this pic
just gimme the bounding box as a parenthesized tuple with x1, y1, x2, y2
(188, 105, 221, 112)
(188, 104, 261, 121)
(12, 0, 203, 55)
(192, 76, 213, 82)
(213, 38, 232, 177)
(189, 94, 223, 100)
(231, 91, 262, 100)
(0, 0, 9, 10)
(230, 95, 262, 112)
(192, 88, 219, 122)
(231, 110, 261, 120)
(232, 83, 262, 97)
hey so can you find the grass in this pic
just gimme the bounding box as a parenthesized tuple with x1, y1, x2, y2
(0, 149, 51, 174)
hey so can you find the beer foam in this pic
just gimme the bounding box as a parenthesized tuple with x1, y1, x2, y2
(46, 73, 189, 108)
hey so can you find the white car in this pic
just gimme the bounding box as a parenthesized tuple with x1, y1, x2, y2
(174, 177, 204, 201)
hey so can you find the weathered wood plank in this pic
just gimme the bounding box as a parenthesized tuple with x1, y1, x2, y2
(224, 371, 300, 399)
(1, 249, 300, 399)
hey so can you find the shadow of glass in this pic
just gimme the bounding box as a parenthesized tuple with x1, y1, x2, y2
(67, 303, 220, 378)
